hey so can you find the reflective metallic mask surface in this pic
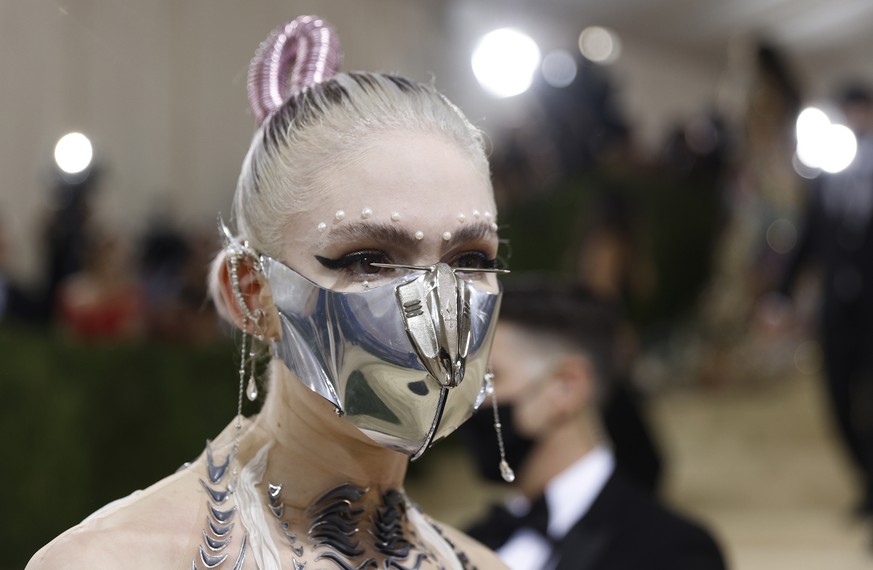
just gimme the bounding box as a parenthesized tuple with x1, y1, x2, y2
(260, 256, 504, 459)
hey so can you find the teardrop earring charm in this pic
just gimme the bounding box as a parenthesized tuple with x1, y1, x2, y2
(246, 375, 258, 401)
(485, 370, 516, 483)
(246, 330, 258, 401)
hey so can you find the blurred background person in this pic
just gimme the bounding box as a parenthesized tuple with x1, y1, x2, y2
(55, 230, 144, 341)
(765, 81, 873, 519)
(0, 213, 39, 324)
(572, 191, 665, 494)
(137, 214, 222, 343)
(39, 167, 100, 323)
(457, 277, 726, 570)
(691, 37, 807, 388)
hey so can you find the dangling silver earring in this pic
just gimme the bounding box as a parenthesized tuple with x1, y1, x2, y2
(222, 231, 264, 428)
(226, 240, 264, 417)
(485, 370, 516, 483)
(246, 327, 259, 402)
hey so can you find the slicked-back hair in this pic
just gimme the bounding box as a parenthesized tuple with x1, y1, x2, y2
(233, 71, 491, 259)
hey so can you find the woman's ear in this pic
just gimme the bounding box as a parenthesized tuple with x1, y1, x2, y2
(217, 254, 281, 340)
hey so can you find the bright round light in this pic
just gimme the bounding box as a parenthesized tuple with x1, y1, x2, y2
(541, 50, 577, 88)
(472, 28, 541, 98)
(578, 26, 621, 65)
(54, 132, 93, 175)
(820, 124, 857, 173)
(796, 107, 830, 141)
(795, 106, 857, 173)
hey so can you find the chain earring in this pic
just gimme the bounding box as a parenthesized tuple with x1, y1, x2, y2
(485, 370, 516, 483)
(226, 238, 264, 416)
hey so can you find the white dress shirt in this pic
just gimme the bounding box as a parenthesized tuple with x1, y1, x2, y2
(496, 446, 615, 570)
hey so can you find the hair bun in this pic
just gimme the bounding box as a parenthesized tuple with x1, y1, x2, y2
(247, 15, 342, 125)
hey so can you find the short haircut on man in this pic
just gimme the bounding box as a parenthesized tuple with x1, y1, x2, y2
(498, 274, 619, 394)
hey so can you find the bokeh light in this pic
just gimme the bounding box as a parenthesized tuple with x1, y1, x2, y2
(54, 132, 93, 175)
(472, 28, 541, 98)
(766, 218, 798, 254)
(578, 26, 621, 65)
(794, 340, 823, 375)
(795, 106, 857, 173)
(541, 49, 578, 88)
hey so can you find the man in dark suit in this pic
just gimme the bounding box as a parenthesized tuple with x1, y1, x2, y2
(457, 278, 726, 569)
(773, 82, 873, 517)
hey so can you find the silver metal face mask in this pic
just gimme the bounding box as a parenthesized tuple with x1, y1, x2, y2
(260, 256, 504, 459)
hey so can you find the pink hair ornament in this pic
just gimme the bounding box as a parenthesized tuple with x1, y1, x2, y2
(247, 15, 343, 125)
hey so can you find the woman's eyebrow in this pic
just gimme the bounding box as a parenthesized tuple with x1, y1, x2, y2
(445, 221, 496, 248)
(322, 222, 419, 248)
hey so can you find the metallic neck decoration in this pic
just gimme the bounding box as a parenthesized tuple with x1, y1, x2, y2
(193, 445, 474, 569)
(261, 256, 504, 459)
(266, 482, 453, 570)
(193, 443, 248, 569)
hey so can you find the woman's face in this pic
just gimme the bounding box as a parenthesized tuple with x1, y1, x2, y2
(278, 131, 499, 290)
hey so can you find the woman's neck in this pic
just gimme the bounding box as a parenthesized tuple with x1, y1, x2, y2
(238, 361, 410, 508)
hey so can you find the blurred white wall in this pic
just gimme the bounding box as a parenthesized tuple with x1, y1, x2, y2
(0, 0, 445, 282)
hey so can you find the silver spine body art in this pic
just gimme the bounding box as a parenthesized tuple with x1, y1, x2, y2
(261, 255, 502, 459)
(194, 445, 249, 570)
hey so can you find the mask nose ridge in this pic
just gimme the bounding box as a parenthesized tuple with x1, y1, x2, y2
(397, 263, 472, 388)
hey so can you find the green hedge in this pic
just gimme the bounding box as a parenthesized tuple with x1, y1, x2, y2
(2, 326, 252, 569)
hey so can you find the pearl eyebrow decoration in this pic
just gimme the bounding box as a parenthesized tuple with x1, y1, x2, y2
(317, 222, 327, 232)
(414, 231, 424, 240)
(473, 210, 481, 218)
(484, 211, 493, 221)
(335, 210, 346, 221)
(391, 212, 401, 222)
(457, 213, 466, 223)
(491, 222, 499, 232)
(442, 231, 452, 241)
(361, 207, 373, 219)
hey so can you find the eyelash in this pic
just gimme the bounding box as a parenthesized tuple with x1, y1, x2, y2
(314, 250, 502, 277)
(315, 250, 390, 276)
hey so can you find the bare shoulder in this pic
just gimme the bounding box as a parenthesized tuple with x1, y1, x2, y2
(430, 519, 509, 570)
(27, 466, 204, 570)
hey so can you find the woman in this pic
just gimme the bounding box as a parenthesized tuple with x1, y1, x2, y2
(29, 15, 508, 570)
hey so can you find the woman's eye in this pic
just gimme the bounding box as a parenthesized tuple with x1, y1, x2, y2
(315, 251, 391, 275)
(451, 251, 500, 271)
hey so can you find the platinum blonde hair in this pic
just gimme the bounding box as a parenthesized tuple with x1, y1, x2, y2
(233, 72, 490, 258)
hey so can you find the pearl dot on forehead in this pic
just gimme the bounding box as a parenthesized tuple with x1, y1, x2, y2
(391, 212, 401, 222)
(484, 211, 493, 221)
(317, 222, 327, 232)
(414, 231, 424, 241)
(442, 231, 452, 241)
(491, 222, 498, 232)
(361, 207, 372, 219)
(473, 210, 481, 218)
(457, 213, 466, 223)
(335, 210, 346, 221)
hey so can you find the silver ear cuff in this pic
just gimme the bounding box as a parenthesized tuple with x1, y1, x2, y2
(220, 218, 266, 441)
(227, 244, 263, 407)
(485, 370, 516, 483)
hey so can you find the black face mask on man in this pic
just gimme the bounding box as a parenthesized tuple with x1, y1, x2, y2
(456, 403, 537, 483)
